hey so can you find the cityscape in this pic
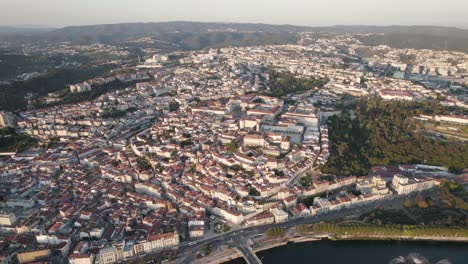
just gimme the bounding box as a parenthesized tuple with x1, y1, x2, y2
(0, 2, 468, 264)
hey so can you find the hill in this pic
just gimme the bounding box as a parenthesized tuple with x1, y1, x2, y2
(42, 21, 308, 43)
(3, 22, 468, 52)
(0, 26, 53, 36)
(35, 22, 468, 52)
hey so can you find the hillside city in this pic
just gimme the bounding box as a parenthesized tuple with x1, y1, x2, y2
(0, 31, 467, 264)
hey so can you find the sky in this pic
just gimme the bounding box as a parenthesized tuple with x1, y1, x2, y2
(1, 0, 468, 28)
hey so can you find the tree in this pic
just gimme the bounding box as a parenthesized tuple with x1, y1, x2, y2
(265, 227, 285, 237)
(403, 199, 412, 208)
(225, 142, 238, 153)
(204, 244, 212, 255)
(249, 187, 260, 196)
(169, 101, 180, 112)
(321, 99, 468, 176)
(417, 200, 429, 209)
(264, 69, 326, 98)
(415, 193, 424, 204)
(299, 174, 312, 187)
(137, 157, 152, 171)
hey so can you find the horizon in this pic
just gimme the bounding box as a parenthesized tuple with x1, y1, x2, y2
(1, 0, 468, 29)
(2, 20, 468, 30)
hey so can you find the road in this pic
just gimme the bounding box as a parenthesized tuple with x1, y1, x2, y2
(232, 234, 262, 264)
(174, 194, 409, 264)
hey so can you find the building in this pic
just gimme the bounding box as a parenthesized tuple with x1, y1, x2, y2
(356, 175, 389, 195)
(189, 226, 204, 239)
(69, 253, 95, 264)
(95, 246, 121, 264)
(391, 174, 435, 195)
(0, 111, 15, 128)
(16, 249, 50, 264)
(243, 133, 265, 147)
(138, 231, 180, 253)
(246, 212, 275, 226)
(270, 208, 289, 223)
(313, 197, 331, 214)
(282, 105, 318, 128)
(434, 115, 468, 125)
(70, 83, 92, 93)
(0, 212, 16, 226)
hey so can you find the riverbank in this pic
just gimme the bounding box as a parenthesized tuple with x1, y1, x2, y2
(254, 240, 468, 264)
(189, 227, 468, 264)
(335, 234, 468, 242)
(253, 233, 468, 255)
(191, 246, 242, 264)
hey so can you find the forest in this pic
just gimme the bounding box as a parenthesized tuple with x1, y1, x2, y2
(0, 127, 38, 152)
(321, 99, 468, 176)
(266, 70, 326, 98)
(0, 64, 115, 111)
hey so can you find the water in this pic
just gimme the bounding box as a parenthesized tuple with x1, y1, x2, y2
(225, 240, 468, 264)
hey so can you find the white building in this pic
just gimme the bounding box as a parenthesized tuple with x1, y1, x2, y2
(70, 82, 92, 93)
(95, 246, 121, 264)
(356, 175, 389, 195)
(69, 253, 95, 264)
(0, 212, 16, 226)
(270, 208, 289, 223)
(243, 133, 265, 147)
(0, 111, 15, 127)
(391, 174, 435, 195)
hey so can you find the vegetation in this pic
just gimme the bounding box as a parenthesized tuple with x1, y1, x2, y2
(296, 224, 313, 234)
(0, 64, 115, 111)
(299, 174, 312, 187)
(101, 107, 137, 119)
(312, 222, 468, 238)
(34, 79, 134, 109)
(225, 142, 238, 153)
(438, 181, 468, 212)
(229, 164, 245, 172)
(415, 193, 430, 209)
(204, 244, 212, 255)
(403, 199, 412, 208)
(362, 188, 468, 226)
(213, 222, 230, 234)
(45, 22, 300, 49)
(126, 249, 177, 264)
(362, 209, 418, 225)
(169, 101, 180, 112)
(0, 53, 59, 81)
(357, 32, 468, 54)
(322, 99, 468, 176)
(0, 127, 38, 152)
(249, 187, 261, 196)
(136, 157, 152, 171)
(265, 227, 285, 237)
(266, 70, 326, 98)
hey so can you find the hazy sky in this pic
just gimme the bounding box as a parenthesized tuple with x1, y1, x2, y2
(1, 0, 468, 28)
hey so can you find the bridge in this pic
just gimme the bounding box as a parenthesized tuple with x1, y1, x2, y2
(232, 237, 262, 264)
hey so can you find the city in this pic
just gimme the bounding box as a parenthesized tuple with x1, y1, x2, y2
(0, 2, 468, 264)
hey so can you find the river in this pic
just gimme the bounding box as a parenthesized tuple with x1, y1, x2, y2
(224, 240, 468, 264)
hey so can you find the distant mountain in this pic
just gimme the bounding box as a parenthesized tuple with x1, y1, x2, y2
(3, 22, 468, 52)
(42, 21, 309, 43)
(329, 25, 468, 53)
(319, 25, 468, 38)
(43, 22, 468, 41)
(0, 26, 54, 36)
